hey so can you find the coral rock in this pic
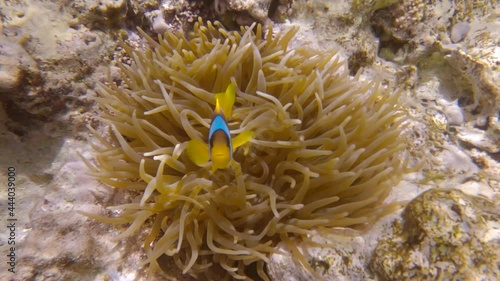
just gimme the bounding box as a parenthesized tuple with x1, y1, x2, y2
(268, 231, 372, 281)
(450, 21, 470, 43)
(0, 36, 36, 93)
(371, 188, 500, 281)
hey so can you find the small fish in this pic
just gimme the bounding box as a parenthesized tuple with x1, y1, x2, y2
(186, 82, 254, 171)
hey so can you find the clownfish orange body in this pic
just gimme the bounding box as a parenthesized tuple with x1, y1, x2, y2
(186, 82, 253, 171)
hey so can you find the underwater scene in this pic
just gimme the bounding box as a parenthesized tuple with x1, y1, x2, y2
(0, 0, 498, 280)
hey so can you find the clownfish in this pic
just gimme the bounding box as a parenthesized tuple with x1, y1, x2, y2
(186, 82, 254, 171)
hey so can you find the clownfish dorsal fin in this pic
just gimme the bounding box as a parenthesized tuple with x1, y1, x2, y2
(214, 82, 236, 118)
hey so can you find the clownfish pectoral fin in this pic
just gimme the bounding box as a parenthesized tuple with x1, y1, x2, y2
(232, 131, 254, 154)
(186, 139, 209, 166)
(214, 82, 236, 118)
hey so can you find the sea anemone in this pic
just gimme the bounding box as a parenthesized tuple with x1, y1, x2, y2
(83, 19, 407, 280)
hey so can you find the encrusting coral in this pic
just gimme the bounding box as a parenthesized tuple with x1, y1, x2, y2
(82, 18, 408, 280)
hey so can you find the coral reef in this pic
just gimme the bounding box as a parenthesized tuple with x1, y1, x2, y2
(84, 19, 407, 279)
(368, 0, 499, 185)
(268, 229, 373, 280)
(371, 188, 500, 280)
(289, 0, 381, 75)
(142, 0, 294, 36)
(214, 0, 293, 25)
(0, 0, 118, 137)
(370, 0, 499, 121)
